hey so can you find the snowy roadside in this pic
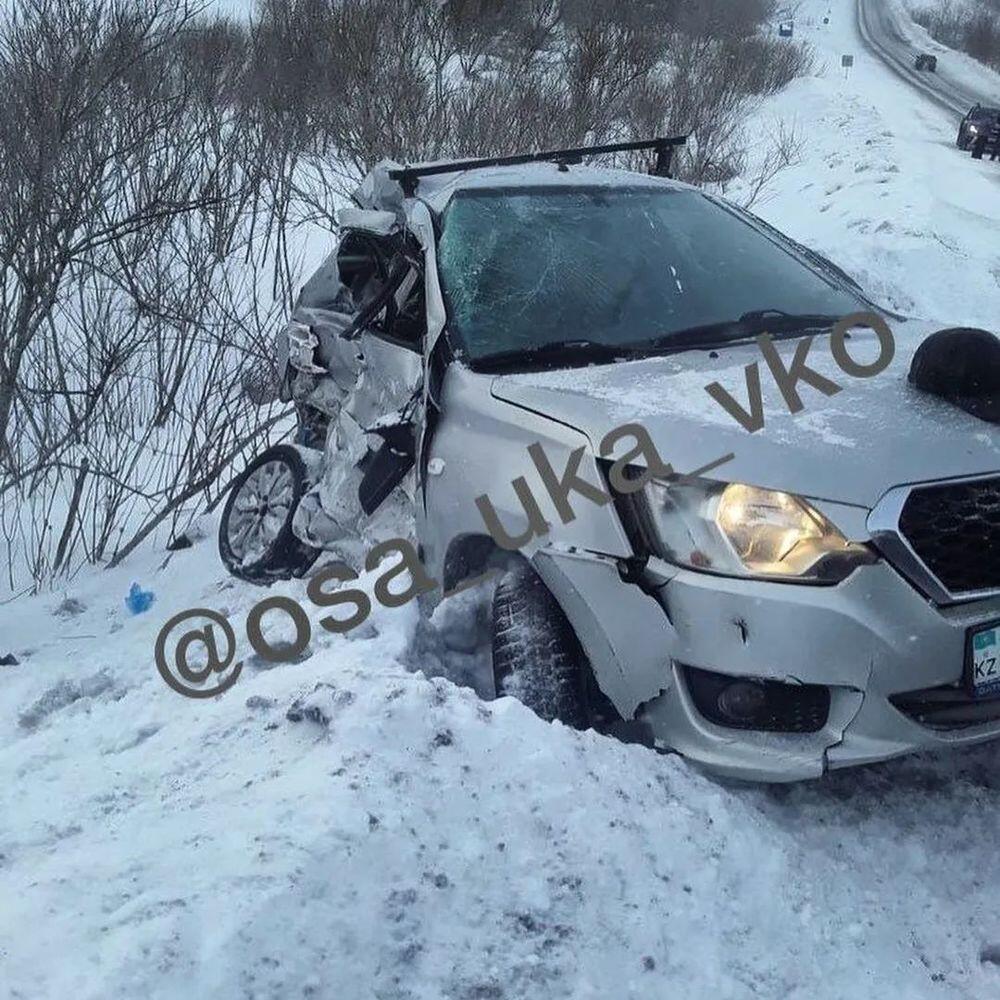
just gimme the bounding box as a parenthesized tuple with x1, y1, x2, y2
(4, 535, 1000, 1000)
(895, 0, 1000, 98)
(3, 1, 1000, 997)
(731, 0, 1000, 328)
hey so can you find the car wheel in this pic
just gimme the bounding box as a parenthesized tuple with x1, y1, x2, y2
(219, 445, 320, 584)
(491, 562, 590, 729)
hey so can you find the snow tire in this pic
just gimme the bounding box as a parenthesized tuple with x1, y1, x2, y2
(491, 562, 590, 729)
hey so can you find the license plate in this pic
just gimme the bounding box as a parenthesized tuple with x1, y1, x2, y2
(968, 623, 1000, 698)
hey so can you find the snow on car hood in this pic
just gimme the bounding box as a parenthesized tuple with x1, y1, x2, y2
(490, 320, 1000, 509)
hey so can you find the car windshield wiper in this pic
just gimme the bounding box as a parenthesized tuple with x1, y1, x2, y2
(736, 309, 843, 332)
(472, 338, 645, 371)
(471, 314, 845, 370)
(634, 310, 843, 354)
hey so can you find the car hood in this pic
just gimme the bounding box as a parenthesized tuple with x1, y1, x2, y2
(489, 322, 1000, 509)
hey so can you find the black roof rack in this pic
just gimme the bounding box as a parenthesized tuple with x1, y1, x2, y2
(388, 135, 689, 196)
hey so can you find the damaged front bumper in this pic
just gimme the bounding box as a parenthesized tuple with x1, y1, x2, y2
(532, 547, 1000, 781)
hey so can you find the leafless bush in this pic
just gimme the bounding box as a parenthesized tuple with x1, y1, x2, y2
(721, 120, 806, 209)
(246, 0, 812, 183)
(914, 1, 1000, 71)
(0, 0, 295, 591)
(0, 0, 812, 592)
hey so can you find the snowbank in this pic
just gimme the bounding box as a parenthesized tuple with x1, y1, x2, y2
(3, 1, 1000, 997)
(3, 537, 1000, 999)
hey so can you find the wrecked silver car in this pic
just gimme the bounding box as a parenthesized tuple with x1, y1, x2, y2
(220, 140, 1000, 781)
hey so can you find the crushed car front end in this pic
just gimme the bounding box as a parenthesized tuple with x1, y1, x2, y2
(528, 523, 1000, 782)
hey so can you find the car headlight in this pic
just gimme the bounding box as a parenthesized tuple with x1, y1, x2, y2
(637, 478, 874, 582)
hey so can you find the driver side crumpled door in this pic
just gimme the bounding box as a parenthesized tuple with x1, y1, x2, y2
(286, 236, 425, 555)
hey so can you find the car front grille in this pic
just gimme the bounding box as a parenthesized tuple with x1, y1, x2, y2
(897, 476, 1000, 598)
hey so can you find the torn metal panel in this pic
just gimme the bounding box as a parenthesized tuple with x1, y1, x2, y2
(296, 249, 352, 312)
(282, 306, 365, 419)
(284, 320, 327, 375)
(337, 206, 399, 236)
(531, 547, 678, 719)
(352, 159, 406, 216)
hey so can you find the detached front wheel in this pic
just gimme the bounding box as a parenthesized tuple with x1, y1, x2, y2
(219, 445, 320, 584)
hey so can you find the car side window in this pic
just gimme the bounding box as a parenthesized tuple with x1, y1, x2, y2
(337, 231, 391, 329)
(336, 233, 425, 351)
(389, 266, 426, 348)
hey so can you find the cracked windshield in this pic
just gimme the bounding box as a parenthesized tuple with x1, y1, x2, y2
(437, 187, 867, 364)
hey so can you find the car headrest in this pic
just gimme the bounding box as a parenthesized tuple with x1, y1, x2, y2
(908, 328, 1000, 425)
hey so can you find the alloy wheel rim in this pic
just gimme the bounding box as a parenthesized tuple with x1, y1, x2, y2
(227, 460, 294, 562)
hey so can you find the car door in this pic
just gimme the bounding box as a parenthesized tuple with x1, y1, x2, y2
(337, 230, 426, 518)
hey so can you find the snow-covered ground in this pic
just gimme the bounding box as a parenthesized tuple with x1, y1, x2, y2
(896, 0, 1000, 90)
(733, 1, 1000, 328)
(6, 536, 1000, 1000)
(895, 0, 1000, 93)
(3, 1, 1000, 997)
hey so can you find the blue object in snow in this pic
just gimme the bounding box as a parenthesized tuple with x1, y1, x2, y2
(125, 582, 155, 615)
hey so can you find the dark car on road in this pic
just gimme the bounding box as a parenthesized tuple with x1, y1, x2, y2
(958, 103, 1000, 150)
(914, 53, 937, 72)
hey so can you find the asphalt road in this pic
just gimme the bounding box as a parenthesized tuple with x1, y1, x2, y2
(856, 0, 1000, 117)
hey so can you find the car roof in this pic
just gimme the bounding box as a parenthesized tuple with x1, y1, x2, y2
(416, 161, 692, 213)
(353, 159, 695, 217)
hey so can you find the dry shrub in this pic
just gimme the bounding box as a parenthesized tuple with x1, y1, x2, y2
(0, 0, 292, 591)
(248, 0, 813, 183)
(913, 1, 1000, 71)
(0, 0, 812, 591)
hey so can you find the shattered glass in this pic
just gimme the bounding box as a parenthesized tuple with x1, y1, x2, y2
(436, 187, 866, 362)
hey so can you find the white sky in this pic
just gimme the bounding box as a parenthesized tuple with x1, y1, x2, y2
(202, 0, 254, 15)
(0, 0, 255, 15)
